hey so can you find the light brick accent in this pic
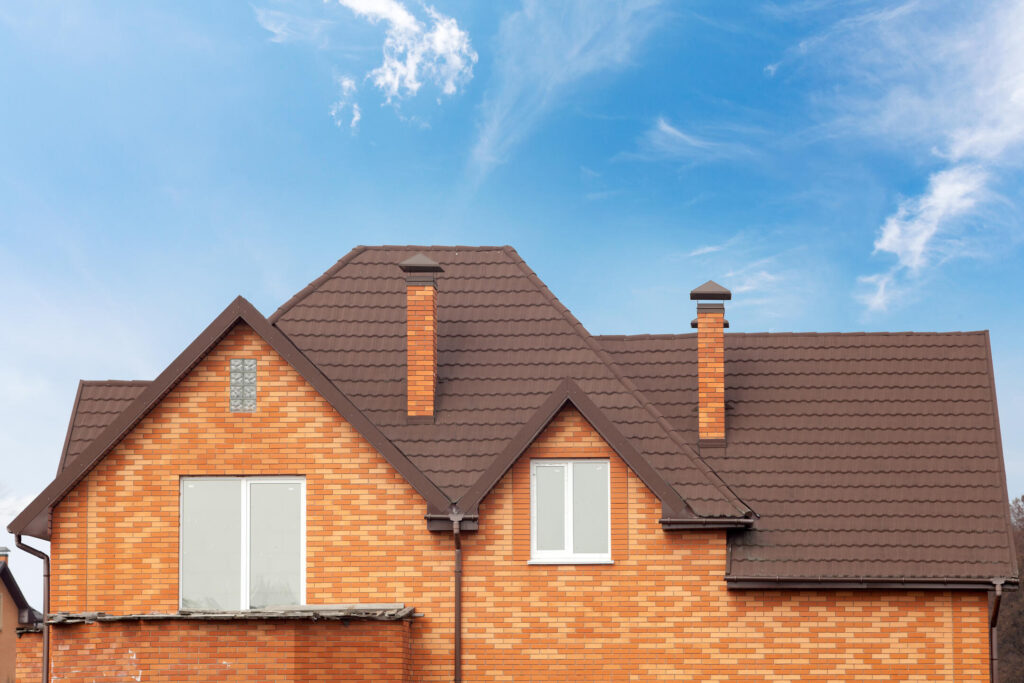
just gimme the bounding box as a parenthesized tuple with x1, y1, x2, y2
(406, 282, 437, 417)
(14, 630, 41, 683)
(46, 325, 991, 681)
(697, 304, 726, 440)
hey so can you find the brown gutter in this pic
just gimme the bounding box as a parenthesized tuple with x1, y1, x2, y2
(449, 510, 464, 683)
(727, 576, 1019, 591)
(990, 579, 1004, 683)
(659, 517, 754, 530)
(15, 535, 49, 683)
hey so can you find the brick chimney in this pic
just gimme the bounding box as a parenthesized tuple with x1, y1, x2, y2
(0, 546, 8, 564)
(690, 280, 731, 443)
(400, 253, 444, 422)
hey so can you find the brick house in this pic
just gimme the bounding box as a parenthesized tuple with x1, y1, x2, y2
(7, 245, 1018, 682)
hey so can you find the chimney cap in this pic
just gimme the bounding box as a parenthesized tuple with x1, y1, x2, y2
(690, 280, 731, 301)
(0, 546, 9, 554)
(399, 253, 444, 273)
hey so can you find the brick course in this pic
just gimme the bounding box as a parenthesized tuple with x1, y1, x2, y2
(44, 324, 990, 681)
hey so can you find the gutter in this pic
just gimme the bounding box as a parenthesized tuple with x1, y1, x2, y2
(727, 576, 1019, 591)
(659, 517, 754, 530)
(449, 509, 464, 683)
(15, 534, 49, 683)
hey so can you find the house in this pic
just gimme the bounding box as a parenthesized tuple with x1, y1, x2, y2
(0, 547, 43, 683)
(7, 245, 1018, 682)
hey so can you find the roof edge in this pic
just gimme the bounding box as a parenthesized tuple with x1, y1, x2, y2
(9, 295, 451, 540)
(984, 330, 1020, 580)
(55, 380, 85, 476)
(268, 246, 369, 324)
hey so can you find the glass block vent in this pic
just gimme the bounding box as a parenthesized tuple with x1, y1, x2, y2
(230, 359, 257, 412)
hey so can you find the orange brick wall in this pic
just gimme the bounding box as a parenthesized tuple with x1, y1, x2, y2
(14, 631, 41, 683)
(47, 323, 991, 681)
(46, 620, 409, 682)
(697, 304, 725, 440)
(406, 282, 437, 417)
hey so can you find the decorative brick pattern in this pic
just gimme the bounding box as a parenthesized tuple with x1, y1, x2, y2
(406, 283, 437, 417)
(15, 631, 41, 683)
(696, 304, 726, 440)
(46, 325, 990, 681)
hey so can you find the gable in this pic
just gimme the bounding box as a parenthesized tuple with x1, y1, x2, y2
(9, 297, 449, 540)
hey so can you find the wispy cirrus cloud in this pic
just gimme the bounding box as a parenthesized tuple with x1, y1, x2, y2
(626, 117, 754, 164)
(471, 0, 665, 179)
(253, 8, 331, 46)
(776, 0, 1024, 311)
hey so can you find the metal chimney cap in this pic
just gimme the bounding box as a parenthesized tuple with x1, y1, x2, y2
(690, 280, 731, 301)
(399, 253, 444, 273)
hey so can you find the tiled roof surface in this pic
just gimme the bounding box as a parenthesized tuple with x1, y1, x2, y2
(596, 332, 1017, 580)
(58, 380, 150, 474)
(271, 246, 745, 517)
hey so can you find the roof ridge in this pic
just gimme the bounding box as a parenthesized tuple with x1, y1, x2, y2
(502, 246, 750, 518)
(596, 331, 990, 339)
(81, 379, 151, 387)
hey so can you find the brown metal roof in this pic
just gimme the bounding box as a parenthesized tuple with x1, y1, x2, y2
(8, 245, 1017, 586)
(596, 331, 1018, 584)
(57, 380, 150, 474)
(271, 246, 748, 519)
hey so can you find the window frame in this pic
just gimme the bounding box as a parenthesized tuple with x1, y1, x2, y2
(529, 459, 612, 565)
(178, 476, 306, 611)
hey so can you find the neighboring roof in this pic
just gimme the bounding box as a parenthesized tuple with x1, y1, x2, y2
(1, 561, 42, 626)
(57, 380, 150, 475)
(271, 246, 748, 519)
(9, 296, 450, 540)
(596, 331, 1018, 585)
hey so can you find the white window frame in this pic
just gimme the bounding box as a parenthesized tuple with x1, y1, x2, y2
(529, 459, 612, 564)
(179, 476, 306, 611)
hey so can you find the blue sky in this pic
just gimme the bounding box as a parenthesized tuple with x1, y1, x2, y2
(2, 0, 1024, 606)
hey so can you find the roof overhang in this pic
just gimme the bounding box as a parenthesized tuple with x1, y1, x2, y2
(8, 296, 452, 540)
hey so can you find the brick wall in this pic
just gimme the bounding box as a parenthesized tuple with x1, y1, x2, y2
(47, 324, 990, 681)
(406, 282, 437, 417)
(14, 631, 41, 683)
(45, 620, 409, 682)
(2, 575, 17, 683)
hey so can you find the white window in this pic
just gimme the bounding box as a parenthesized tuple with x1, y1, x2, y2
(180, 477, 305, 610)
(530, 459, 611, 563)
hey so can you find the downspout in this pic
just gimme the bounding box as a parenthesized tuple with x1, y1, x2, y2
(990, 579, 1004, 683)
(15, 534, 49, 683)
(449, 509, 464, 683)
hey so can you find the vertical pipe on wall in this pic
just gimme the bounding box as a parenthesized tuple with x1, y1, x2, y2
(15, 535, 49, 683)
(990, 580, 1003, 683)
(450, 510, 464, 683)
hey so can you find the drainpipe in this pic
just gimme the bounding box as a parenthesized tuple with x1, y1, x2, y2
(990, 579, 1004, 683)
(449, 509, 464, 683)
(15, 534, 49, 683)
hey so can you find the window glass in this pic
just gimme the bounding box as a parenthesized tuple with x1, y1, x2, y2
(249, 481, 302, 609)
(535, 464, 566, 551)
(181, 479, 241, 610)
(572, 461, 609, 554)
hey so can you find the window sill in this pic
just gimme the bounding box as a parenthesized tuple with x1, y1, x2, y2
(527, 559, 614, 565)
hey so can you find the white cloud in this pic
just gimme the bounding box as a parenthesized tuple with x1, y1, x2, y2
(782, 0, 1024, 310)
(253, 8, 331, 46)
(330, 75, 361, 130)
(471, 0, 665, 178)
(335, 0, 477, 102)
(874, 165, 989, 272)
